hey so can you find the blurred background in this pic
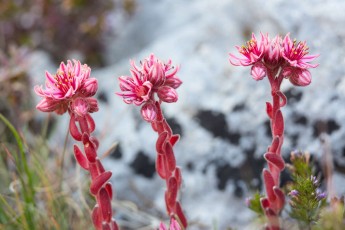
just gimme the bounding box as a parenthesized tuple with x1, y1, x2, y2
(1, 0, 345, 229)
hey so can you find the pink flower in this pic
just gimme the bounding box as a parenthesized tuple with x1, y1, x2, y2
(159, 219, 181, 230)
(117, 54, 182, 106)
(142, 54, 166, 88)
(35, 60, 98, 114)
(263, 34, 283, 65)
(229, 33, 265, 66)
(117, 75, 153, 106)
(229, 33, 319, 87)
(282, 33, 319, 69)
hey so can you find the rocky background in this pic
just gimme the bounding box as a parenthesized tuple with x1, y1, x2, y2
(27, 0, 345, 229)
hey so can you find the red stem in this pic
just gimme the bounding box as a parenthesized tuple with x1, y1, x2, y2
(70, 113, 119, 230)
(152, 102, 187, 229)
(262, 70, 286, 230)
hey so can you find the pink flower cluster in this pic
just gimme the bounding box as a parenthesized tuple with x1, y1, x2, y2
(229, 33, 318, 230)
(229, 33, 318, 86)
(35, 60, 98, 115)
(35, 60, 118, 230)
(117, 55, 187, 229)
(117, 54, 182, 122)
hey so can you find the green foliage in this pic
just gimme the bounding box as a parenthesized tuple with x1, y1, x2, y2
(247, 192, 265, 216)
(313, 197, 345, 230)
(0, 114, 94, 230)
(287, 151, 327, 229)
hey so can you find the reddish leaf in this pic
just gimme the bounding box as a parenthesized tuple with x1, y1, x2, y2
(276, 91, 287, 107)
(91, 206, 102, 229)
(166, 177, 178, 209)
(83, 134, 97, 163)
(156, 121, 165, 133)
(151, 122, 158, 132)
(266, 102, 273, 119)
(69, 115, 82, 141)
(98, 187, 112, 222)
(73, 145, 89, 170)
(102, 223, 111, 230)
(269, 136, 280, 153)
(105, 182, 113, 200)
(156, 131, 168, 153)
(90, 136, 99, 150)
(96, 159, 105, 173)
(110, 220, 119, 230)
(264, 153, 285, 171)
(174, 167, 182, 188)
(273, 186, 285, 212)
(89, 162, 99, 180)
(273, 110, 284, 136)
(156, 154, 167, 179)
(263, 169, 276, 202)
(82, 132, 89, 144)
(165, 143, 176, 173)
(86, 113, 96, 133)
(164, 191, 174, 214)
(264, 208, 279, 229)
(163, 119, 173, 136)
(260, 197, 270, 209)
(170, 134, 180, 147)
(90, 171, 112, 195)
(175, 201, 188, 229)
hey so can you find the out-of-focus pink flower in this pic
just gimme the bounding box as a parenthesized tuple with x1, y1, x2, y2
(159, 219, 181, 230)
(35, 60, 98, 114)
(229, 33, 265, 66)
(282, 34, 319, 69)
(141, 102, 157, 122)
(157, 86, 178, 103)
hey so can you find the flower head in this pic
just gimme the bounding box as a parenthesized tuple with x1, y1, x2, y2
(229, 33, 265, 66)
(117, 54, 182, 122)
(282, 34, 319, 69)
(229, 32, 318, 86)
(159, 219, 181, 230)
(117, 73, 153, 106)
(35, 60, 98, 115)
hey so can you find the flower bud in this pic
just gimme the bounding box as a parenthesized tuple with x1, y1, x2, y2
(82, 78, 98, 97)
(141, 102, 157, 122)
(148, 61, 165, 88)
(71, 98, 89, 117)
(157, 86, 178, 103)
(251, 62, 266, 81)
(164, 76, 182, 89)
(283, 67, 311, 87)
